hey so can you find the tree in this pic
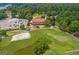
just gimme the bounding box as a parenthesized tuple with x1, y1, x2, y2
(0, 10, 7, 20)
(45, 19, 51, 27)
(68, 21, 79, 32)
(45, 16, 56, 27)
(50, 16, 56, 26)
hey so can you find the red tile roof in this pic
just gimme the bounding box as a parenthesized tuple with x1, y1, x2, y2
(32, 17, 46, 23)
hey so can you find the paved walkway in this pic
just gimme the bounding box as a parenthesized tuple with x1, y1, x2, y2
(64, 50, 79, 53)
(30, 28, 53, 31)
(65, 32, 79, 41)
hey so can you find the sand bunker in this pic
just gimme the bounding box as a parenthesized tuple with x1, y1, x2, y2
(11, 32, 30, 41)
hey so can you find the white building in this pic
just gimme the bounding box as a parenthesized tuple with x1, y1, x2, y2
(0, 18, 28, 30)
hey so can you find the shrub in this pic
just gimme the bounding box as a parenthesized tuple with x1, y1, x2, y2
(20, 25, 25, 30)
(0, 30, 7, 36)
(34, 41, 49, 55)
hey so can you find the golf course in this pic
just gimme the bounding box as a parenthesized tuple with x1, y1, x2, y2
(0, 27, 79, 55)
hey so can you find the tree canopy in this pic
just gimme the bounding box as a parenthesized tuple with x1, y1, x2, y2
(1, 3, 79, 32)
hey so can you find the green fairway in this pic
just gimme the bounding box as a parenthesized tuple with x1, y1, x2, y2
(1, 27, 79, 55)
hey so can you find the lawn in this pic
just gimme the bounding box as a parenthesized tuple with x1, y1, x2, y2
(1, 27, 79, 55)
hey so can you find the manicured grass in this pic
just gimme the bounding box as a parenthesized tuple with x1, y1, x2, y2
(7, 30, 27, 36)
(0, 37, 11, 47)
(1, 27, 79, 55)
